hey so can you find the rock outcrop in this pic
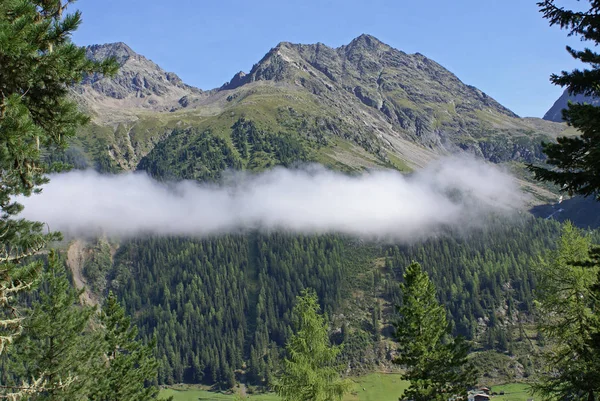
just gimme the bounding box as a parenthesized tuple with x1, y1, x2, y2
(73, 42, 203, 116)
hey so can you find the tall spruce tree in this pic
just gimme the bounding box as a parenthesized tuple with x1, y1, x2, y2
(10, 251, 101, 401)
(0, 0, 116, 378)
(528, 1, 600, 198)
(275, 289, 350, 401)
(394, 262, 476, 401)
(89, 292, 161, 401)
(532, 223, 600, 401)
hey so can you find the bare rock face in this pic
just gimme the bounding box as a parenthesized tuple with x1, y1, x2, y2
(221, 71, 247, 90)
(74, 42, 203, 114)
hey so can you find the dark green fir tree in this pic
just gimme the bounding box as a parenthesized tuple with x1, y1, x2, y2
(0, 2, 116, 397)
(529, 1, 600, 198)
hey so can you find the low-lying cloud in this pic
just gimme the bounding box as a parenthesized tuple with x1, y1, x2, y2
(17, 157, 525, 240)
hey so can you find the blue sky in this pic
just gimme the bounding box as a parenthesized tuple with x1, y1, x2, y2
(72, 0, 584, 118)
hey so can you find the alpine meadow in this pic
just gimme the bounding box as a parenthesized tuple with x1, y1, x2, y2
(1, 1, 600, 401)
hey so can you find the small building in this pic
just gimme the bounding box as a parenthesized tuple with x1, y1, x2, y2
(474, 394, 491, 401)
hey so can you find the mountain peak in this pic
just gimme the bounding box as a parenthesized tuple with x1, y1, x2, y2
(71, 36, 568, 180)
(543, 88, 600, 122)
(76, 42, 201, 113)
(85, 42, 138, 65)
(219, 34, 516, 117)
(221, 71, 247, 90)
(346, 34, 386, 50)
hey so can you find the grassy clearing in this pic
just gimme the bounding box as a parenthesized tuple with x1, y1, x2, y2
(491, 383, 532, 401)
(160, 387, 231, 400)
(159, 376, 531, 401)
(159, 385, 280, 401)
(346, 373, 409, 401)
(159, 373, 409, 401)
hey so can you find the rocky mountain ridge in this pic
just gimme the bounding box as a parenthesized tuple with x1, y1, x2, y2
(225, 35, 516, 117)
(69, 35, 571, 202)
(72, 42, 204, 116)
(218, 34, 527, 151)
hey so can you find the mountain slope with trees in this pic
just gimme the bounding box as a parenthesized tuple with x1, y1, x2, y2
(74, 217, 566, 387)
(7, 0, 600, 399)
(67, 35, 573, 195)
(55, 34, 592, 390)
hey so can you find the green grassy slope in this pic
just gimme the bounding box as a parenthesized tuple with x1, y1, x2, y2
(492, 383, 532, 401)
(159, 376, 532, 401)
(73, 84, 397, 174)
(158, 373, 410, 401)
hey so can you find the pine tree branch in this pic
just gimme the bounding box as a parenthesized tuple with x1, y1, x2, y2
(0, 242, 45, 263)
(0, 375, 75, 400)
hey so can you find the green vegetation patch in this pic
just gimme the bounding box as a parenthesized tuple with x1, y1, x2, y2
(159, 386, 280, 401)
(346, 373, 409, 401)
(159, 373, 409, 401)
(492, 383, 532, 401)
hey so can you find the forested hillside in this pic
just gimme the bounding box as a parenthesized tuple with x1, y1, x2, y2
(76, 216, 569, 387)
(137, 118, 314, 182)
(67, 55, 580, 385)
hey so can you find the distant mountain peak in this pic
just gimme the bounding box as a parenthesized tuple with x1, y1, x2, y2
(75, 42, 202, 114)
(221, 71, 247, 90)
(543, 88, 600, 122)
(345, 34, 387, 50)
(85, 42, 138, 65)
(221, 35, 516, 117)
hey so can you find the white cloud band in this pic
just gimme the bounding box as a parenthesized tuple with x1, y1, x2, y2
(17, 157, 524, 240)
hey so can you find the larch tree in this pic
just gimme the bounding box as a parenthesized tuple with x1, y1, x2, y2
(394, 262, 476, 401)
(89, 292, 161, 401)
(532, 223, 600, 401)
(528, 0, 600, 198)
(275, 289, 350, 401)
(0, 0, 115, 397)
